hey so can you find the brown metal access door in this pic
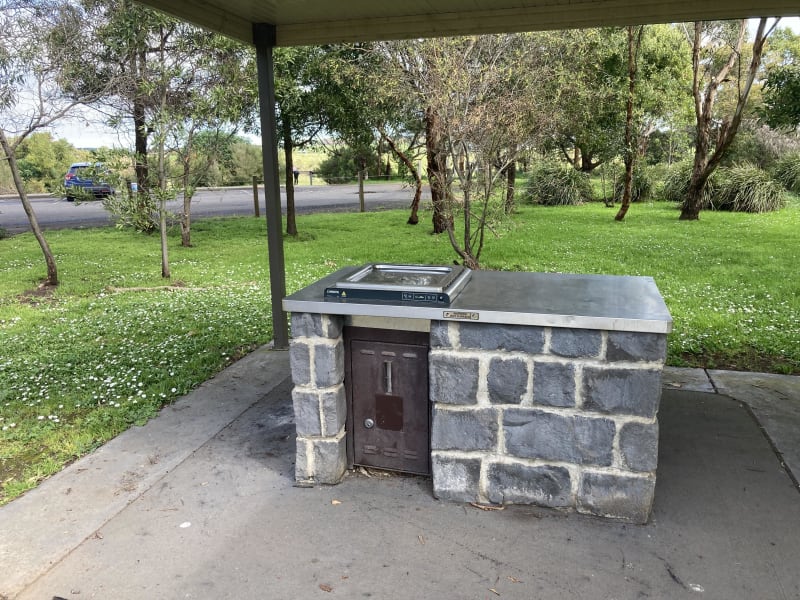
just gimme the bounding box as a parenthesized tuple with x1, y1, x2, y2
(345, 328, 430, 475)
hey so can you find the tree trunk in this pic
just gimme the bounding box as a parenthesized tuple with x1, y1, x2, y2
(680, 163, 711, 220)
(616, 25, 643, 222)
(380, 131, 422, 225)
(157, 136, 170, 278)
(132, 46, 149, 191)
(180, 154, 193, 247)
(283, 123, 297, 236)
(0, 130, 58, 286)
(504, 160, 516, 214)
(180, 180, 193, 247)
(425, 106, 452, 234)
(159, 195, 170, 278)
(358, 157, 366, 212)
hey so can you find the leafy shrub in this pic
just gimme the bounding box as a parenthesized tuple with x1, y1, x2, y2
(716, 163, 785, 213)
(663, 161, 784, 213)
(524, 161, 593, 206)
(102, 190, 162, 234)
(613, 166, 655, 203)
(315, 147, 383, 184)
(773, 152, 800, 194)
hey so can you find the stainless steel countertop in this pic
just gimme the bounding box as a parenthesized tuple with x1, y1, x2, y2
(283, 267, 673, 333)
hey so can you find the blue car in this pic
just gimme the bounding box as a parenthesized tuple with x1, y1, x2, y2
(64, 162, 114, 201)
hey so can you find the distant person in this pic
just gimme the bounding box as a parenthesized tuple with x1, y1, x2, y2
(293, 168, 300, 185)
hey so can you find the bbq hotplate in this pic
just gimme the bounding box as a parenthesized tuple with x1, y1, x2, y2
(324, 263, 472, 305)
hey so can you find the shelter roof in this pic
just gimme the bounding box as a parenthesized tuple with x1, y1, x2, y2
(134, 1, 798, 46)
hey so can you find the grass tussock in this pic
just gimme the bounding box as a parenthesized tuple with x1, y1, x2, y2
(524, 161, 594, 206)
(773, 152, 800, 194)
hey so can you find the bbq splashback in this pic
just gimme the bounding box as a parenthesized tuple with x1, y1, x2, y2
(324, 263, 472, 305)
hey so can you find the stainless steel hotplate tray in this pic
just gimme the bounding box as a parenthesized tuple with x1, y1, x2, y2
(324, 263, 472, 305)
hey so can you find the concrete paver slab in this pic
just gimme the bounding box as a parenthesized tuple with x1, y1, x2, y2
(662, 367, 716, 393)
(13, 387, 800, 600)
(708, 370, 800, 486)
(0, 348, 289, 598)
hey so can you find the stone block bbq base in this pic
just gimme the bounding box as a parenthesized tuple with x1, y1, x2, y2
(289, 313, 667, 524)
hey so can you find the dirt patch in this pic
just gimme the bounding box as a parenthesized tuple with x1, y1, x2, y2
(17, 282, 58, 305)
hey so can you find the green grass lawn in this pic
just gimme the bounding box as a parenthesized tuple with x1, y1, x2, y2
(1, 198, 798, 503)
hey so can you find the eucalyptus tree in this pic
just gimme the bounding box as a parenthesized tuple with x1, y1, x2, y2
(165, 35, 257, 247)
(680, 18, 780, 220)
(418, 34, 547, 268)
(368, 39, 453, 233)
(357, 41, 427, 224)
(73, 0, 257, 268)
(760, 27, 800, 132)
(615, 25, 646, 222)
(309, 44, 384, 215)
(0, 0, 102, 286)
(544, 28, 628, 172)
(273, 46, 326, 236)
(615, 24, 692, 220)
(762, 65, 800, 131)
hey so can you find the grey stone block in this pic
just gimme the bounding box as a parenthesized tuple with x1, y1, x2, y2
(486, 462, 572, 507)
(504, 409, 615, 466)
(313, 341, 344, 388)
(321, 385, 347, 436)
(458, 323, 545, 353)
(578, 472, 655, 524)
(533, 361, 576, 408)
(429, 321, 451, 348)
(310, 436, 347, 484)
(619, 421, 659, 472)
(607, 332, 667, 363)
(324, 315, 344, 339)
(292, 388, 321, 436)
(291, 312, 323, 338)
(488, 357, 528, 404)
(431, 454, 481, 503)
(582, 367, 662, 418)
(289, 341, 311, 386)
(431, 407, 498, 451)
(550, 328, 602, 358)
(291, 313, 344, 339)
(295, 438, 312, 481)
(430, 353, 480, 405)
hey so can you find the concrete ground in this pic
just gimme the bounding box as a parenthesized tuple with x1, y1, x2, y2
(1, 349, 798, 600)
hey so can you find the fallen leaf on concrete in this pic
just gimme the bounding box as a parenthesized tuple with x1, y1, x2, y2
(488, 588, 500, 596)
(319, 584, 333, 592)
(669, 382, 683, 388)
(92, 531, 103, 540)
(469, 502, 505, 511)
(331, 499, 342, 505)
(179, 521, 191, 528)
(507, 576, 522, 583)
(418, 535, 425, 545)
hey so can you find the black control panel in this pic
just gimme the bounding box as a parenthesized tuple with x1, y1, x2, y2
(324, 287, 451, 305)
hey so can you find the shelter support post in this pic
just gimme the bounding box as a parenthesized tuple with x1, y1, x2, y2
(253, 23, 289, 349)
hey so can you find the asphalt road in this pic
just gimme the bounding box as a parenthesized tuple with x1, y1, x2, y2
(0, 183, 422, 235)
